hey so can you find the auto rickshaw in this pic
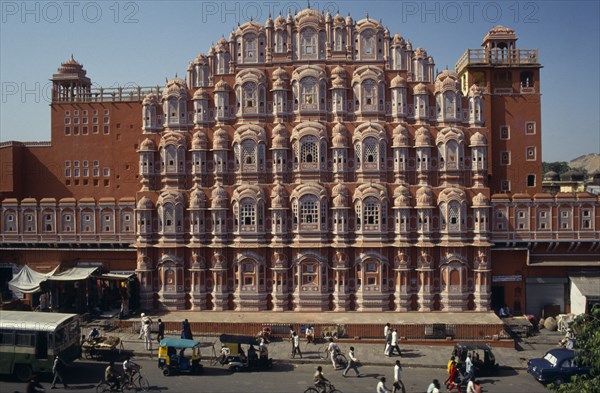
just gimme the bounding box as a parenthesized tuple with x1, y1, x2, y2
(158, 338, 203, 376)
(453, 342, 499, 376)
(218, 334, 273, 372)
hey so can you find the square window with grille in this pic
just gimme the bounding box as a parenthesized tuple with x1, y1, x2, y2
(300, 199, 318, 224)
(363, 202, 379, 225)
(363, 141, 378, 163)
(300, 139, 318, 163)
(241, 204, 256, 226)
(500, 126, 510, 139)
(500, 151, 510, 165)
(526, 147, 536, 161)
(501, 180, 510, 192)
(242, 142, 256, 165)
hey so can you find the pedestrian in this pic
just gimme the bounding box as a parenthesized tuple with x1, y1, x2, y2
(343, 346, 361, 377)
(390, 328, 401, 356)
(289, 325, 296, 355)
(142, 319, 153, 352)
(463, 352, 474, 385)
(448, 360, 462, 393)
(376, 376, 391, 393)
(426, 379, 441, 393)
(383, 323, 391, 353)
(157, 318, 165, 343)
(50, 355, 68, 389)
(384, 327, 392, 356)
(444, 355, 455, 388)
(466, 376, 482, 393)
(138, 313, 152, 339)
(119, 282, 129, 318)
(392, 360, 405, 393)
(305, 325, 315, 345)
(181, 319, 193, 339)
(327, 337, 340, 369)
(291, 331, 302, 359)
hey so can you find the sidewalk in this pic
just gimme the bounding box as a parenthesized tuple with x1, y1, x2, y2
(86, 322, 562, 371)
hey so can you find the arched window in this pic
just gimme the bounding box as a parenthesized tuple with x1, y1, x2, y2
(163, 145, 177, 173)
(243, 82, 257, 110)
(361, 30, 376, 59)
(363, 197, 380, 226)
(300, 77, 318, 108)
(300, 195, 318, 225)
(444, 91, 455, 115)
(274, 31, 286, 53)
(240, 198, 256, 229)
(300, 135, 318, 164)
(362, 79, 377, 110)
(300, 28, 318, 59)
(363, 137, 378, 164)
(243, 34, 257, 63)
(334, 28, 344, 51)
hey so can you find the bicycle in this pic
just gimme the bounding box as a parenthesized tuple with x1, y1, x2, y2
(303, 381, 342, 393)
(96, 375, 131, 393)
(123, 369, 150, 392)
(319, 347, 347, 369)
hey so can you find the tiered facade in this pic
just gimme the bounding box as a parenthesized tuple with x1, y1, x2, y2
(1, 9, 598, 314)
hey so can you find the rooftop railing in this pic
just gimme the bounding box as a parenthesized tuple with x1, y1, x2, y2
(456, 48, 538, 72)
(52, 86, 161, 103)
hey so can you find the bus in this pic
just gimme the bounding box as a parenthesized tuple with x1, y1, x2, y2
(0, 311, 81, 381)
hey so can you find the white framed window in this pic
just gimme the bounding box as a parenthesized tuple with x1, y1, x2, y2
(525, 121, 536, 135)
(103, 168, 110, 176)
(300, 28, 318, 59)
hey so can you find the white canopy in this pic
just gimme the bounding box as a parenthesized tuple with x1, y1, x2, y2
(8, 265, 58, 294)
(46, 267, 99, 281)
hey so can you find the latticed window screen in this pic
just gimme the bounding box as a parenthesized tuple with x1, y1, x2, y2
(301, 138, 318, 163)
(300, 197, 318, 224)
(244, 34, 257, 60)
(354, 143, 362, 163)
(241, 202, 255, 226)
(301, 28, 317, 57)
(364, 200, 379, 225)
(164, 207, 174, 230)
(448, 203, 460, 231)
(301, 77, 317, 104)
(364, 138, 378, 163)
(362, 80, 377, 106)
(244, 82, 257, 107)
(242, 140, 256, 165)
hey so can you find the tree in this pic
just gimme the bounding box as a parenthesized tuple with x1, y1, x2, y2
(542, 161, 570, 175)
(551, 305, 600, 392)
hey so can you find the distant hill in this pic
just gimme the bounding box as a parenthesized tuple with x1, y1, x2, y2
(569, 153, 600, 174)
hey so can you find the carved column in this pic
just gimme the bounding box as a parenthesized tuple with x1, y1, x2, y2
(271, 250, 289, 311)
(332, 250, 350, 311)
(416, 248, 434, 311)
(210, 249, 229, 311)
(473, 248, 492, 311)
(394, 248, 411, 311)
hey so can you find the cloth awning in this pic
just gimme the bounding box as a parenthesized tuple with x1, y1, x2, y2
(8, 265, 58, 294)
(46, 267, 99, 281)
(97, 273, 135, 281)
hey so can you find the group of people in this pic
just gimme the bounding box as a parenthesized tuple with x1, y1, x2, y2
(441, 352, 483, 393)
(312, 358, 404, 393)
(383, 323, 402, 357)
(137, 314, 192, 353)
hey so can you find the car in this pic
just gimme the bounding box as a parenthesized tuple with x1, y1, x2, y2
(527, 348, 590, 385)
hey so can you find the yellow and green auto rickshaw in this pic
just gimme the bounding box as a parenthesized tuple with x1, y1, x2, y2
(158, 338, 203, 376)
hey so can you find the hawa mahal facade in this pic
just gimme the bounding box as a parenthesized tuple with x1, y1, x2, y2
(1, 8, 598, 314)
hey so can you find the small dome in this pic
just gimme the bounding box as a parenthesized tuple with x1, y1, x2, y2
(275, 14, 285, 26)
(162, 77, 187, 98)
(331, 76, 346, 89)
(472, 192, 489, 206)
(345, 14, 353, 24)
(139, 138, 156, 151)
(394, 185, 411, 207)
(469, 84, 484, 97)
(272, 67, 288, 80)
(137, 196, 153, 209)
(392, 125, 409, 147)
(272, 78, 288, 90)
(333, 12, 345, 25)
(406, 41, 413, 50)
(332, 123, 348, 148)
(295, 7, 324, 24)
(193, 88, 209, 100)
(332, 183, 349, 208)
(434, 70, 460, 93)
(211, 183, 228, 208)
(142, 93, 159, 106)
(57, 55, 87, 76)
(543, 171, 560, 181)
(213, 128, 229, 150)
(271, 124, 288, 149)
(413, 83, 429, 95)
(416, 186, 432, 206)
(391, 74, 407, 88)
(192, 129, 208, 150)
(189, 186, 207, 208)
(265, 14, 273, 27)
(194, 53, 208, 65)
(560, 169, 585, 181)
(331, 65, 346, 78)
(414, 48, 428, 59)
(469, 131, 487, 147)
(271, 183, 288, 208)
(415, 127, 432, 147)
(214, 78, 230, 91)
(392, 34, 404, 45)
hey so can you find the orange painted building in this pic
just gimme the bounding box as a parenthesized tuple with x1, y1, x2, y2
(1, 10, 598, 316)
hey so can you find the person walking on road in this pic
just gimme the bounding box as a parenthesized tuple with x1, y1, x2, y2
(291, 331, 302, 359)
(156, 318, 165, 343)
(463, 352, 474, 385)
(50, 355, 68, 389)
(383, 323, 391, 353)
(448, 360, 462, 393)
(392, 360, 405, 393)
(384, 327, 392, 357)
(138, 313, 152, 338)
(327, 337, 341, 369)
(142, 319, 153, 353)
(343, 346, 361, 377)
(390, 328, 401, 356)
(427, 379, 441, 393)
(376, 376, 391, 393)
(181, 319, 193, 339)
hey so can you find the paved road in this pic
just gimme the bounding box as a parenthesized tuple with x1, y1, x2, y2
(2, 359, 550, 393)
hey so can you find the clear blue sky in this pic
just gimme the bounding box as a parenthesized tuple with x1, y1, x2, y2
(1, 0, 598, 162)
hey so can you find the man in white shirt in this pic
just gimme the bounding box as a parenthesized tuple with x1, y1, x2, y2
(327, 338, 340, 369)
(390, 329, 401, 356)
(466, 377, 481, 393)
(343, 346, 361, 377)
(392, 360, 404, 393)
(427, 379, 441, 393)
(291, 331, 302, 359)
(464, 353, 474, 384)
(376, 376, 391, 393)
(383, 323, 391, 354)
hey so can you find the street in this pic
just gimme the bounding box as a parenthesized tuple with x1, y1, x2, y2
(1, 358, 551, 393)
